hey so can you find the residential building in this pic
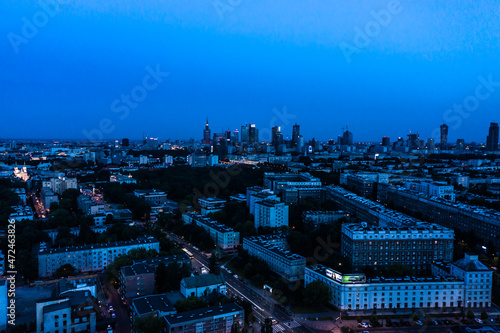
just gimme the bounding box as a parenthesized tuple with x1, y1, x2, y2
(9, 205, 34, 221)
(41, 187, 59, 211)
(37, 237, 160, 278)
(242, 235, 305, 281)
(42, 177, 77, 195)
(254, 200, 289, 229)
(110, 173, 137, 184)
(36, 290, 97, 333)
(134, 189, 167, 205)
(198, 197, 226, 216)
(246, 187, 278, 215)
(77, 195, 105, 215)
(13, 187, 26, 205)
(134, 254, 191, 270)
(302, 210, 349, 227)
(340, 172, 389, 198)
(404, 180, 455, 201)
(182, 213, 240, 252)
(163, 303, 244, 333)
(180, 273, 226, 298)
(119, 263, 156, 299)
(341, 222, 454, 272)
(263, 173, 323, 205)
(131, 294, 176, 330)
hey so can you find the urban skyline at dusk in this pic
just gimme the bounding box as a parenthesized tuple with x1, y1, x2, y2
(1, 1, 500, 142)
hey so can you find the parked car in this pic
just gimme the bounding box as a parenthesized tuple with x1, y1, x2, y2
(475, 318, 483, 324)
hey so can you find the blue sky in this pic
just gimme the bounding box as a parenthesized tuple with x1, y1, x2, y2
(1, 0, 499, 142)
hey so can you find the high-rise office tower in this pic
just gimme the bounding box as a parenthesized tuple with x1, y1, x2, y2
(427, 138, 435, 150)
(272, 126, 283, 149)
(342, 131, 353, 145)
(202, 118, 211, 144)
(292, 124, 300, 147)
(407, 133, 420, 149)
(232, 129, 239, 143)
(440, 124, 448, 150)
(487, 122, 499, 151)
(241, 125, 249, 144)
(296, 135, 305, 153)
(122, 138, 130, 147)
(249, 124, 258, 144)
(382, 136, 390, 146)
(456, 139, 465, 151)
(337, 135, 343, 145)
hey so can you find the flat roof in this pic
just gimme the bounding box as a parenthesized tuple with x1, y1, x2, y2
(132, 294, 175, 316)
(164, 303, 243, 326)
(38, 236, 158, 255)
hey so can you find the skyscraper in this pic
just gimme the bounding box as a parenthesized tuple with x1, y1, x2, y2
(272, 126, 283, 149)
(292, 124, 300, 147)
(382, 136, 390, 146)
(342, 130, 353, 145)
(486, 122, 499, 151)
(249, 124, 258, 144)
(440, 124, 448, 150)
(202, 118, 211, 144)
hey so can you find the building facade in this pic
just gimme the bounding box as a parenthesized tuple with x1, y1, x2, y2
(254, 200, 289, 229)
(37, 237, 160, 278)
(182, 213, 240, 252)
(242, 235, 305, 281)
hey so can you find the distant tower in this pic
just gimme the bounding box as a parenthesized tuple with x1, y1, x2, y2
(382, 136, 390, 146)
(271, 126, 283, 149)
(487, 122, 499, 151)
(292, 123, 300, 147)
(202, 118, 211, 144)
(343, 128, 353, 145)
(121, 138, 130, 147)
(440, 124, 449, 150)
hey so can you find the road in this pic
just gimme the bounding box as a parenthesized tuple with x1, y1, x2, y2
(106, 283, 130, 333)
(164, 231, 316, 333)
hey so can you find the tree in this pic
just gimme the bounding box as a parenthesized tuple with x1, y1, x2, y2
(155, 263, 169, 293)
(261, 318, 273, 333)
(481, 310, 488, 320)
(56, 264, 76, 278)
(133, 313, 164, 333)
(175, 296, 207, 312)
(231, 321, 241, 333)
(209, 252, 221, 275)
(466, 310, 475, 319)
(303, 280, 332, 306)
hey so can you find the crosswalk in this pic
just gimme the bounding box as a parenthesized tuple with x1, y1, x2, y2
(272, 321, 301, 332)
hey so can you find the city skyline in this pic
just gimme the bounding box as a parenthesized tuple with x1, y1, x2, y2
(1, 1, 500, 142)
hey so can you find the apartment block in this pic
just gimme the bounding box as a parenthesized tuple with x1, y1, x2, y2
(242, 235, 305, 281)
(182, 213, 239, 252)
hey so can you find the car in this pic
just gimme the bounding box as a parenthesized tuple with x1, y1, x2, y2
(107, 325, 113, 333)
(108, 305, 113, 310)
(110, 310, 116, 319)
(415, 320, 423, 326)
(475, 318, 483, 324)
(358, 322, 370, 328)
(233, 274, 239, 279)
(269, 317, 277, 325)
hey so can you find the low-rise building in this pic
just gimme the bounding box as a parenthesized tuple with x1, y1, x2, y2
(305, 254, 492, 311)
(302, 210, 349, 227)
(13, 187, 26, 205)
(242, 235, 305, 281)
(36, 290, 97, 333)
(198, 197, 226, 216)
(131, 294, 176, 324)
(180, 273, 226, 298)
(163, 303, 244, 333)
(110, 173, 137, 184)
(119, 263, 156, 299)
(41, 187, 59, 211)
(182, 213, 240, 252)
(37, 237, 160, 278)
(77, 195, 105, 215)
(9, 205, 34, 222)
(134, 189, 167, 205)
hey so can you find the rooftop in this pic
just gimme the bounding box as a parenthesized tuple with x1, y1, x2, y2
(132, 294, 176, 316)
(38, 236, 158, 255)
(182, 273, 224, 289)
(164, 303, 243, 325)
(121, 263, 155, 277)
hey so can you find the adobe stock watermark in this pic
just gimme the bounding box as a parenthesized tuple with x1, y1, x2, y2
(431, 74, 500, 140)
(7, 0, 69, 54)
(82, 65, 169, 141)
(339, 0, 402, 64)
(213, 0, 243, 20)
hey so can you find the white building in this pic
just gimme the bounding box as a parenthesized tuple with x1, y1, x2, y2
(37, 237, 160, 278)
(254, 200, 289, 229)
(42, 177, 77, 195)
(180, 274, 226, 298)
(182, 213, 239, 252)
(9, 205, 34, 222)
(134, 189, 167, 205)
(305, 253, 493, 311)
(404, 180, 455, 201)
(242, 235, 305, 281)
(245, 186, 278, 215)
